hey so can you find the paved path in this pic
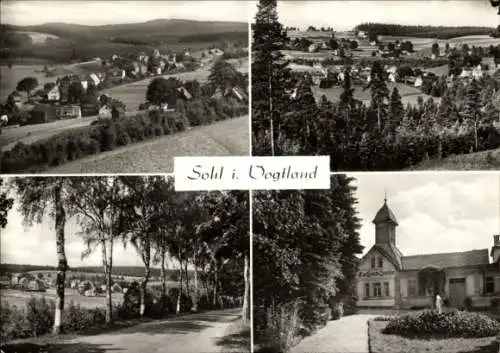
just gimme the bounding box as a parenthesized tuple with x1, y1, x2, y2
(289, 314, 377, 353)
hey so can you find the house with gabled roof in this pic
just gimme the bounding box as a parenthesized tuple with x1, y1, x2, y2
(356, 198, 500, 310)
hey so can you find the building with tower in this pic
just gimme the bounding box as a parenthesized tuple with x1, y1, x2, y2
(356, 198, 500, 309)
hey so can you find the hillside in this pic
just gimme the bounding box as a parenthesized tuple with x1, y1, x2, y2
(0, 19, 248, 62)
(0, 264, 195, 278)
(1, 19, 247, 44)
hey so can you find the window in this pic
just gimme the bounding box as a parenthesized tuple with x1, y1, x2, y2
(364, 283, 370, 298)
(373, 282, 382, 297)
(408, 279, 417, 297)
(383, 282, 390, 297)
(378, 257, 383, 268)
(371, 257, 376, 269)
(486, 277, 494, 294)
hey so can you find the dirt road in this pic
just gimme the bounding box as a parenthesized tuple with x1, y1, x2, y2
(3, 309, 248, 353)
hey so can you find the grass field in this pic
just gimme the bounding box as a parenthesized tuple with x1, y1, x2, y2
(312, 82, 438, 107)
(1, 288, 124, 309)
(408, 147, 500, 170)
(45, 115, 249, 173)
(369, 320, 499, 353)
(0, 64, 65, 102)
(104, 58, 248, 110)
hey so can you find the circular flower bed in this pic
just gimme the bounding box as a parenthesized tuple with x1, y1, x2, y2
(383, 310, 500, 338)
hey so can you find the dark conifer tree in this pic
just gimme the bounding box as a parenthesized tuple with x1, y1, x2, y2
(366, 61, 389, 132)
(388, 87, 404, 131)
(252, 0, 293, 155)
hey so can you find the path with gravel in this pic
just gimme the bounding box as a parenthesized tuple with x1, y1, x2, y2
(289, 314, 378, 353)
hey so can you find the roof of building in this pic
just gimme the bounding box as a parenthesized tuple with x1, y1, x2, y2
(372, 200, 398, 225)
(368, 243, 404, 269)
(401, 249, 490, 270)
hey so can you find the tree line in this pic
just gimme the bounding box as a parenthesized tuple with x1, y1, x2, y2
(253, 175, 363, 352)
(355, 23, 496, 39)
(0, 176, 249, 333)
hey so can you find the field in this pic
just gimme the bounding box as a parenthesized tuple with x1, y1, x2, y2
(45, 115, 249, 173)
(104, 58, 248, 110)
(369, 320, 499, 353)
(312, 82, 439, 107)
(0, 64, 67, 101)
(408, 147, 500, 170)
(1, 288, 124, 309)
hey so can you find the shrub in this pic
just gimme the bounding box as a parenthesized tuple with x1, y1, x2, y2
(330, 302, 344, 321)
(383, 310, 500, 338)
(63, 301, 106, 331)
(25, 296, 54, 337)
(374, 315, 393, 321)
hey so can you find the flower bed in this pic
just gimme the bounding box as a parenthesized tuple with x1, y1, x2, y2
(382, 310, 500, 338)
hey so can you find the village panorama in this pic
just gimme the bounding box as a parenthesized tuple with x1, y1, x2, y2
(0, 176, 250, 353)
(0, 1, 249, 174)
(252, 0, 500, 170)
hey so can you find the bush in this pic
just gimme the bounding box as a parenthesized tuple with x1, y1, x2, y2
(383, 310, 500, 338)
(374, 315, 393, 321)
(330, 302, 344, 321)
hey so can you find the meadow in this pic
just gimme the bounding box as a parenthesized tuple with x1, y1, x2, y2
(45, 115, 249, 173)
(1, 288, 124, 309)
(311, 82, 439, 107)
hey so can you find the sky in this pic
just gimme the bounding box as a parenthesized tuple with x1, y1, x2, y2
(350, 173, 500, 260)
(0, 178, 179, 268)
(274, 1, 500, 30)
(0, 1, 251, 26)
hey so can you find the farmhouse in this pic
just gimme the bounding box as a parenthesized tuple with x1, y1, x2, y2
(30, 104, 57, 123)
(46, 85, 60, 101)
(356, 199, 500, 310)
(56, 105, 82, 120)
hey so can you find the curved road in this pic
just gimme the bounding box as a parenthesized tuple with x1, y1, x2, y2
(46, 115, 249, 174)
(3, 308, 248, 353)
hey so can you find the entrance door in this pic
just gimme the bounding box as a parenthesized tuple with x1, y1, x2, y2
(448, 278, 466, 307)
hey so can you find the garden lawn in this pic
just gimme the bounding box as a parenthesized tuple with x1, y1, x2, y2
(369, 320, 500, 353)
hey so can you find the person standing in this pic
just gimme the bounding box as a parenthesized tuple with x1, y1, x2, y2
(435, 293, 443, 314)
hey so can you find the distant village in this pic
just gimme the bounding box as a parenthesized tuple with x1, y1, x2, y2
(1, 46, 234, 127)
(284, 29, 500, 97)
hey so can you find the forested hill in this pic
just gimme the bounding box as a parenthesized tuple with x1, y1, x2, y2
(0, 264, 193, 277)
(0, 19, 247, 43)
(355, 23, 497, 39)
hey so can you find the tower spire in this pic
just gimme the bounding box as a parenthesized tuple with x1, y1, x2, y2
(384, 189, 387, 203)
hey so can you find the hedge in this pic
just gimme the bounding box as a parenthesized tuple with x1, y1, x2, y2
(0, 96, 248, 173)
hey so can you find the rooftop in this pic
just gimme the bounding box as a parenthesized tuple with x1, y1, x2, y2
(401, 249, 490, 271)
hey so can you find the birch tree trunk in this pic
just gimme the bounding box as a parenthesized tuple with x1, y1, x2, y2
(140, 265, 150, 317)
(242, 254, 250, 323)
(176, 248, 183, 314)
(160, 241, 167, 312)
(106, 237, 113, 323)
(53, 184, 67, 335)
(192, 250, 198, 312)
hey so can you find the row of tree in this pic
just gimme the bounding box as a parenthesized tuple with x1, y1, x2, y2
(0, 177, 249, 333)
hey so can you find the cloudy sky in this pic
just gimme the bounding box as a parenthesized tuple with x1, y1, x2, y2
(274, 1, 499, 30)
(0, 178, 177, 268)
(350, 173, 499, 260)
(1, 1, 251, 26)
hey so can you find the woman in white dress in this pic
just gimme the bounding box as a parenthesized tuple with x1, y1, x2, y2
(435, 293, 443, 313)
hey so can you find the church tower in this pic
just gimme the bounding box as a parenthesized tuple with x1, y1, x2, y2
(372, 196, 399, 247)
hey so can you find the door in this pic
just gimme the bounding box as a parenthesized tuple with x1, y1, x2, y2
(448, 278, 466, 307)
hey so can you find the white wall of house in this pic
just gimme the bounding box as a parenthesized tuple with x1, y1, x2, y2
(357, 249, 397, 307)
